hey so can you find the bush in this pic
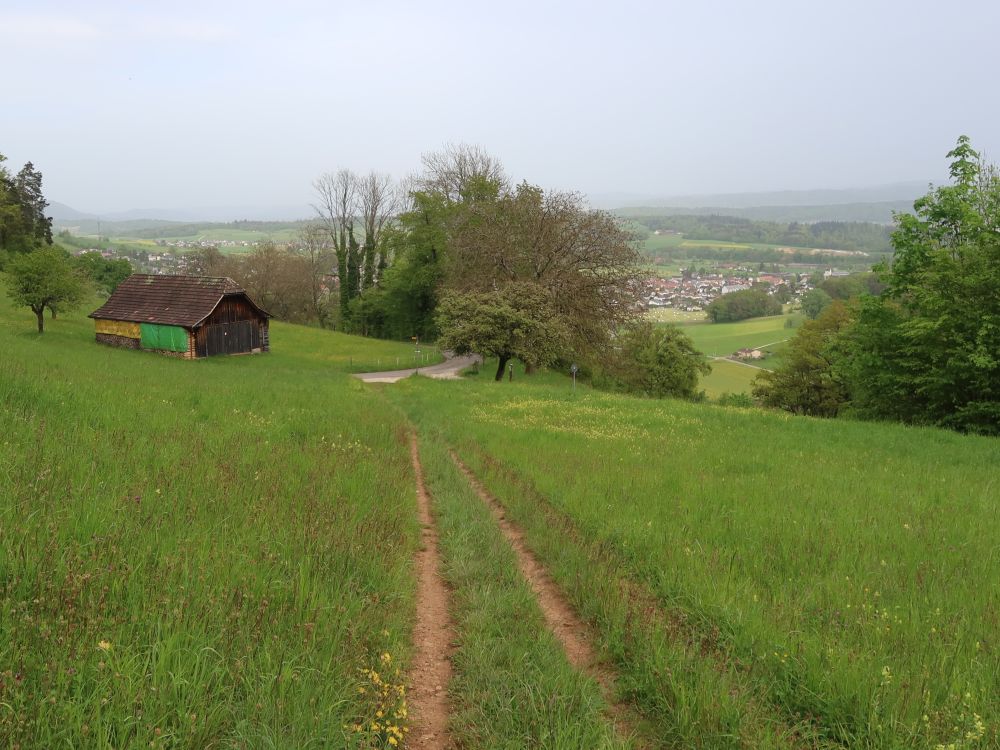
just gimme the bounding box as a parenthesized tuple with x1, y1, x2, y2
(716, 392, 755, 408)
(706, 288, 782, 322)
(603, 323, 709, 399)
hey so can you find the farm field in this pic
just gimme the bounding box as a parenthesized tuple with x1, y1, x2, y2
(122, 227, 303, 246)
(392, 375, 1000, 749)
(676, 314, 799, 358)
(700, 358, 762, 398)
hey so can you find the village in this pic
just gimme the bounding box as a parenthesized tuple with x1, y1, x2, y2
(644, 266, 850, 311)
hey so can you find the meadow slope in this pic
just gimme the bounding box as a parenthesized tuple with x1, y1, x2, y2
(3, 287, 998, 749)
(391, 376, 1000, 749)
(0, 293, 424, 747)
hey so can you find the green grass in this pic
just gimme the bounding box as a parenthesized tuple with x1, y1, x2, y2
(5, 273, 999, 749)
(676, 315, 800, 357)
(411, 430, 627, 748)
(273, 322, 442, 373)
(700, 359, 763, 399)
(391, 375, 1000, 749)
(0, 288, 421, 748)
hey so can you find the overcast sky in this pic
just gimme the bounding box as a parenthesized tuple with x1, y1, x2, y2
(2, 0, 998, 214)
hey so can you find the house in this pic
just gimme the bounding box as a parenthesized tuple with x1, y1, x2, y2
(89, 274, 270, 358)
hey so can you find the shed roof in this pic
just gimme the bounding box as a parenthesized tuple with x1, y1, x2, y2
(89, 274, 269, 327)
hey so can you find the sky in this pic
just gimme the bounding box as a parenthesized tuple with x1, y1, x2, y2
(1, 0, 998, 216)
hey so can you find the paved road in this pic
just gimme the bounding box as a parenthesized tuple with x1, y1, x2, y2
(353, 354, 482, 383)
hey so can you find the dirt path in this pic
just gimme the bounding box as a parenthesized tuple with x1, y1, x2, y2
(407, 434, 454, 749)
(449, 450, 644, 746)
(354, 354, 481, 384)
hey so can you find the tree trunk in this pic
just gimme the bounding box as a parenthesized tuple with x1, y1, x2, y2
(34, 307, 44, 333)
(524, 362, 536, 375)
(495, 355, 509, 381)
(362, 237, 376, 290)
(337, 251, 349, 327)
(49, 307, 57, 320)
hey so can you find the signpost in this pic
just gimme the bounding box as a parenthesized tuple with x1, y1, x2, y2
(570, 363, 578, 390)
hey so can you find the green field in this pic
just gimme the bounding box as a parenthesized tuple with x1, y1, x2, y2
(3, 286, 998, 748)
(677, 314, 799, 358)
(131, 227, 303, 246)
(699, 358, 762, 398)
(0, 291, 426, 748)
(393, 375, 1000, 749)
(647, 314, 801, 396)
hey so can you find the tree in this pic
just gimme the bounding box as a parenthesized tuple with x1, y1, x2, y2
(72, 251, 132, 295)
(358, 171, 399, 288)
(6, 247, 87, 332)
(436, 283, 569, 381)
(752, 301, 853, 416)
(236, 241, 313, 322)
(447, 181, 643, 361)
(801, 288, 833, 319)
(0, 158, 53, 253)
(14, 162, 53, 246)
(607, 322, 710, 399)
(361, 191, 452, 341)
(187, 246, 227, 276)
(706, 288, 782, 322)
(296, 224, 335, 328)
(313, 169, 358, 325)
(418, 143, 508, 204)
(0, 152, 17, 251)
(840, 136, 1000, 433)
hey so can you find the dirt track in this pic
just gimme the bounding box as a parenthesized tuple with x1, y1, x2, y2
(407, 435, 454, 749)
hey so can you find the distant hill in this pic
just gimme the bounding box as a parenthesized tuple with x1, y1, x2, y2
(48, 202, 98, 222)
(50, 202, 314, 225)
(615, 200, 916, 224)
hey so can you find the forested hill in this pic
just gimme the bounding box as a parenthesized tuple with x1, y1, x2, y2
(629, 214, 893, 255)
(615, 200, 913, 224)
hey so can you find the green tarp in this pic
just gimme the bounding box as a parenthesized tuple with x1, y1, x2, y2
(140, 323, 188, 353)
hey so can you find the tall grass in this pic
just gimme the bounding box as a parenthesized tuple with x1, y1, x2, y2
(393, 376, 1000, 749)
(0, 290, 419, 747)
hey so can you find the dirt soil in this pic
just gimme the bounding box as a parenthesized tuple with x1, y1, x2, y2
(407, 435, 454, 749)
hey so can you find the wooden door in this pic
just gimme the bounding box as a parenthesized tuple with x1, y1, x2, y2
(204, 321, 256, 355)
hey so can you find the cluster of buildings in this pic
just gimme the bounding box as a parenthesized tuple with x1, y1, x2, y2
(72, 247, 194, 275)
(645, 269, 809, 311)
(154, 239, 254, 249)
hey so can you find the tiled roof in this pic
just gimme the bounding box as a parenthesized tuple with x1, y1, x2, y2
(89, 274, 268, 327)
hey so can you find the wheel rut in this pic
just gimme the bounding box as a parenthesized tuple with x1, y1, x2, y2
(449, 449, 646, 747)
(407, 434, 454, 749)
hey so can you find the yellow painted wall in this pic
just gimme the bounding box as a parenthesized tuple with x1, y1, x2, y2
(94, 319, 141, 338)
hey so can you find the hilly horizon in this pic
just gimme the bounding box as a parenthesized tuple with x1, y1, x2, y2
(50, 179, 935, 227)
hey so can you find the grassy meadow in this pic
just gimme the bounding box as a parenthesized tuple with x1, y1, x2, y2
(3, 276, 999, 749)
(699, 359, 762, 399)
(391, 375, 1000, 749)
(0, 289, 423, 747)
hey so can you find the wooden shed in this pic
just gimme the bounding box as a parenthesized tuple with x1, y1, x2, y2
(89, 274, 270, 358)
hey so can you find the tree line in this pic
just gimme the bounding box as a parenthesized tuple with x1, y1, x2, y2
(635, 214, 893, 254)
(754, 137, 1000, 435)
